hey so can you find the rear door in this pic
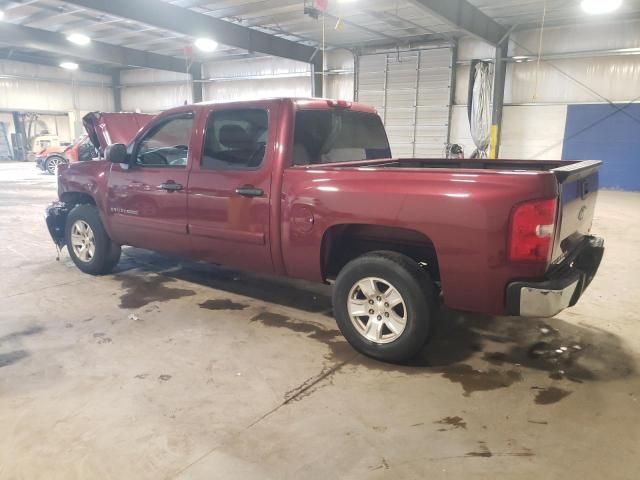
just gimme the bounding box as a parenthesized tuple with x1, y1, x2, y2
(187, 105, 274, 273)
(106, 112, 194, 255)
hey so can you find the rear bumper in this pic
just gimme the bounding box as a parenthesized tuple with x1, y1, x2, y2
(506, 236, 604, 317)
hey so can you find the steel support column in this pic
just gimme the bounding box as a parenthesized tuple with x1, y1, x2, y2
(312, 56, 324, 97)
(190, 64, 203, 103)
(490, 41, 508, 159)
(112, 71, 122, 112)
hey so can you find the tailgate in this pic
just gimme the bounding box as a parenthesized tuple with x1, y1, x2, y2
(550, 160, 602, 264)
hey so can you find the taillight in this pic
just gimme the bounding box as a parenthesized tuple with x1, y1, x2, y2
(508, 198, 557, 263)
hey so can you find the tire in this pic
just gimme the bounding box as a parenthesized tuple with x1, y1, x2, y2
(65, 204, 121, 275)
(45, 155, 67, 175)
(333, 251, 436, 363)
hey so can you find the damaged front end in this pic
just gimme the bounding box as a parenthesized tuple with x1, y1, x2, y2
(45, 201, 70, 248)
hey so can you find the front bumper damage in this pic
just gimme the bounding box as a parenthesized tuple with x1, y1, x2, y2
(45, 201, 70, 248)
(506, 236, 604, 317)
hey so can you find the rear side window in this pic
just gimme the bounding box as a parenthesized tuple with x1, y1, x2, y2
(293, 110, 391, 166)
(201, 109, 269, 170)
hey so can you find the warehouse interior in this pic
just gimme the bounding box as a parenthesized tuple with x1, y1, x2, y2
(1, 0, 639, 478)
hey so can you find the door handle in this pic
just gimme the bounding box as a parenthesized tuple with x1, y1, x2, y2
(235, 185, 264, 197)
(160, 181, 183, 192)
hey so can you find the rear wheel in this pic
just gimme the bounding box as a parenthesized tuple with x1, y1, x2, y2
(45, 155, 67, 175)
(333, 251, 437, 363)
(65, 204, 121, 275)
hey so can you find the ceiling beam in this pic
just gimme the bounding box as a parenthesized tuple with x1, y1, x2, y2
(60, 0, 319, 64)
(0, 48, 118, 76)
(410, 0, 508, 45)
(0, 22, 199, 74)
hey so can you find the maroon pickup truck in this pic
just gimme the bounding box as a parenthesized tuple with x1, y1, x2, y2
(46, 98, 604, 362)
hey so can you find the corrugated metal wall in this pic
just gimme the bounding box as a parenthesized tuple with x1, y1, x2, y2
(449, 19, 640, 165)
(120, 69, 192, 112)
(0, 61, 114, 114)
(356, 48, 453, 157)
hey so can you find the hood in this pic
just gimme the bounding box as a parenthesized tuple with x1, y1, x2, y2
(82, 112, 155, 153)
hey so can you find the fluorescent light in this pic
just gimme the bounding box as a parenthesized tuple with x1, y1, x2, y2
(60, 62, 79, 70)
(581, 0, 623, 14)
(194, 37, 218, 52)
(67, 33, 91, 45)
(0, 10, 5, 20)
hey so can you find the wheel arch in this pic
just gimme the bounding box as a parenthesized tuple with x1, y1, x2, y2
(320, 223, 440, 283)
(60, 191, 97, 206)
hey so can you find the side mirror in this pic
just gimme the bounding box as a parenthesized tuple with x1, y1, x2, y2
(106, 143, 128, 164)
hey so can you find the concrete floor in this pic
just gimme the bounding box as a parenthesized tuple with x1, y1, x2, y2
(0, 161, 638, 480)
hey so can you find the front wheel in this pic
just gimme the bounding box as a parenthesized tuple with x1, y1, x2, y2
(65, 204, 121, 275)
(333, 251, 437, 363)
(45, 155, 67, 175)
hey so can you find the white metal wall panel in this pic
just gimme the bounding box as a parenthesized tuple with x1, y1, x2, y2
(356, 48, 452, 158)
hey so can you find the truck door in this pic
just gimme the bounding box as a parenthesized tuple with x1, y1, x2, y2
(187, 106, 273, 273)
(106, 112, 194, 256)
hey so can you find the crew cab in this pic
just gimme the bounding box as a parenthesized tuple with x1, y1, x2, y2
(45, 98, 604, 362)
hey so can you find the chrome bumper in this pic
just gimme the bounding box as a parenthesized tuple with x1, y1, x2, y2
(506, 236, 604, 318)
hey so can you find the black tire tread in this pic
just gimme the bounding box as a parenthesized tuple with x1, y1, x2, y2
(332, 250, 437, 363)
(65, 204, 121, 275)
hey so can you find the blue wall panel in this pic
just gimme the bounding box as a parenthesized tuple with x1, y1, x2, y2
(562, 104, 640, 191)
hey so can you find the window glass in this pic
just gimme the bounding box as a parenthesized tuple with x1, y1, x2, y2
(201, 109, 269, 170)
(293, 110, 391, 166)
(136, 115, 193, 167)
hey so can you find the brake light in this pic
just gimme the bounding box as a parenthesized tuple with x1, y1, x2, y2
(508, 198, 557, 263)
(327, 99, 352, 109)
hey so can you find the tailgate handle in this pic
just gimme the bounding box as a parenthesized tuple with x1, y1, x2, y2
(235, 185, 264, 197)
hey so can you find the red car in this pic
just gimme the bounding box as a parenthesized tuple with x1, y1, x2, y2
(45, 98, 604, 362)
(35, 144, 71, 175)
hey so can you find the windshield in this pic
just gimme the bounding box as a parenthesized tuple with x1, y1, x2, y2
(293, 109, 391, 166)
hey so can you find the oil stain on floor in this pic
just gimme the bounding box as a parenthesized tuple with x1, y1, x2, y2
(532, 386, 573, 405)
(199, 299, 248, 311)
(435, 416, 467, 430)
(115, 273, 196, 309)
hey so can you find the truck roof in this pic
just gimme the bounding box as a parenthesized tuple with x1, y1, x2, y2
(192, 97, 378, 114)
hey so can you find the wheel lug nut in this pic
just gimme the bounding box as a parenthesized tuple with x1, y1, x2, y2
(376, 296, 382, 301)
(384, 312, 389, 318)
(377, 315, 382, 320)
(369, 309, 374, 314)
(384, 302, 389, 307)
(368, 300, 374, 305)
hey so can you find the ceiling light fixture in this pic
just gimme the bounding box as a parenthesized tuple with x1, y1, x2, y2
(581, 0, 623, 15)
(67, 33, 91, 45)
(0, 10, 5, 20)
(194, 38, 218, 52)
(60, 62, 79, 70)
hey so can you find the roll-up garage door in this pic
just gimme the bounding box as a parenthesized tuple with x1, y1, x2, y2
(356, 48, 453, 158)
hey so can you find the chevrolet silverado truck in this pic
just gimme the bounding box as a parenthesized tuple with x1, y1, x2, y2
(45, 98, 604, 362)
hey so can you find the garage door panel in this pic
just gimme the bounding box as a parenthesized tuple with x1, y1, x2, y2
(356, 48, 452, 157)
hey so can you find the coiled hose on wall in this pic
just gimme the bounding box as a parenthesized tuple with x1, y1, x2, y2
(467, 61, 493, 159)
